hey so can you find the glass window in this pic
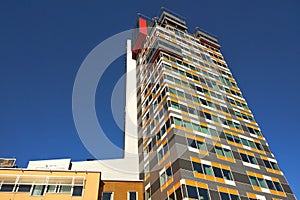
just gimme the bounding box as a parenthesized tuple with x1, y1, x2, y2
(192, 162, 203, 174)
(197, 141, 206, 151)
(271, 162, 279, 170)
(201, 126, 209, 134)
(187, 185, 198, 199)
(188, 138, 197, 148)
(258, 178, 268, 189)
(102, 192, 113, 200)
(59, 185, 72, 193)
(17, 185, 31, 192)
(198, 188, 210, 200)
(158, 149, 164, 161)
(160, 173, 166, 186)
(174, 117, 182, 126)
(0, 184, 14, 192)
(274, 182, 283, 192)
(255, 142, 263, 150)
(215, 146, 224, 156)
(31, 185, 45, 196)
(72, 186, 83, 196)
(169, 192, 175, 200)
(248, 155, 257, 164)
(241, 138, 249, 146)
(203, 165, 213, 176)
(209, 128, 218, 137)
(266, 180, 276, 190)
(166, 167, 172, 179)
(249, 176, 259, 186)
(220, 192, 230, 200)
(129, 191, 137, 200)
(213, 167, 223, 178)
(47, 185, 56, 193)
(263, 160, 272, 169)
(248, 141, 256, 148)
(224, 149, 233, 158)
(240, 153, 249, 162)
(230, 194, 240, 200)
(222, 169, 233, 180)
(193, 123, 201, 132)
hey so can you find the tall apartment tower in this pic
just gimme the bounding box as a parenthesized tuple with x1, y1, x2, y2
(131, 9, 295, 200)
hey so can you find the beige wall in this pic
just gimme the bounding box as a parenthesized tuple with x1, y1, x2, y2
(0, 169, 101, 200)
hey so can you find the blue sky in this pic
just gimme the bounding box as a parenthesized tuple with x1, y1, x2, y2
(0, 0, 299, 197)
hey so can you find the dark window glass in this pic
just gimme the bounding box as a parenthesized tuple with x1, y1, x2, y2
(169, 192, 175, 200)
(274, 182, 283, 192)
(266, 180, 276, 190)
(255, 142, 263, 150)
(249, 155, 257, 164)
(192, 162, 203, 174)
(102, 192, 113, 200)
(187, 185, 198, 199)
(188, 138, 197, 148)
(72, 186, 83, 196)
(220, 192, 230, 200)
(213, 167, 223, 178)
(230, 194, 240, 200)
(240, 153, 249, 162)
(176, 186, 183, 200)
(271, 162, 279, 170)
(263, 160, 272, 169)
(18, 185, 31, 192)
(0, 184, 14, 192)
(129, 192, 137, 200)
(225, 134, 234, 142)
(198, 188, 210, 200)
(222, 169, 233, 180)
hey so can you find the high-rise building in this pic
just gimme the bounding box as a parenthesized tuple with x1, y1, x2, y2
(131, 8, 295, 200)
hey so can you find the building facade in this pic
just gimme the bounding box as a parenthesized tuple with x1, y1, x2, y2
(0, 159, 144, 200)
(132, 9, 295, 200)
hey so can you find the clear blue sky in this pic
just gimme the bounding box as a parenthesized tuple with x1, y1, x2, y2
(0, 0, 299, 197)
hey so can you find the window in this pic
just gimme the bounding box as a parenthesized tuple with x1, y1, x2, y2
(59, 185, 72, 193)
(187, 138, 207, 151)
(249, 176, 259, 187)
(160, 166, 173, 186)
(187, 185, 198, 199)
(203, 164, 214, 176)
(192, 162, 203, 174)
(145, 188, 151, 200)
(17, 185, 31, 192)
(31, 185, 45, 196)
(263, 159, 280, 170)
(215, 146, 233, 158)
(239, 153, 257, 165)
(220, 192, 240, 200)
(102, 192, 113, 200)
(157, 142, 169, 162)
(248, 176, 283, 192)
(192, 161, 233, 181)
(225, 133, 263, 152)
(0, 184, 14, 192)
(72, 186, 83, 196)
(47, 185, 57, 193)
(128, 191, 137, 200)
(198, 188, 210, 200)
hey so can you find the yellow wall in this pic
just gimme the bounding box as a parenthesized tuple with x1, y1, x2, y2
(0, 169, 101, 200)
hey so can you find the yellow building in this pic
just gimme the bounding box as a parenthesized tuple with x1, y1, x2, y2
(0, 168, 101, 200)
(0, 168, 144, 200)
